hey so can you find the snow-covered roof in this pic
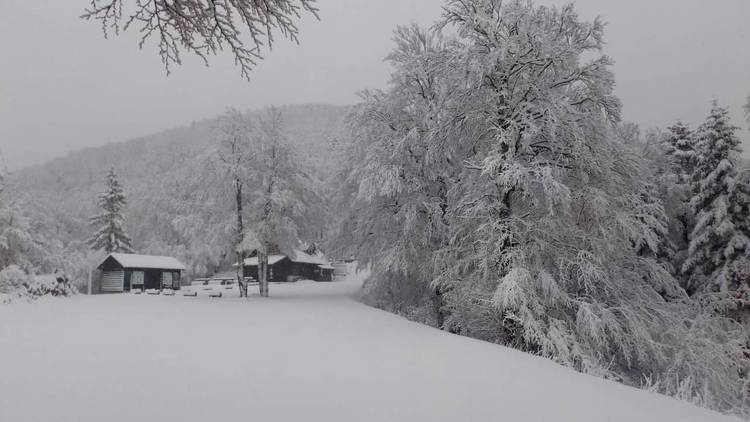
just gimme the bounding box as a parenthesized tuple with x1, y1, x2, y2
(242, 250, 331, 267)
(291, 250, 331, 266)
(105, 253, 186, 271)
(318, 265, 335, 270)
(242, 255, 287, 266)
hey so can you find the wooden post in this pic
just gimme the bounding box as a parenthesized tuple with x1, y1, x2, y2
(87, 265, 93, 295)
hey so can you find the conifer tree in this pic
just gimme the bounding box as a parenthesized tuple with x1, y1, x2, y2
(663, 122, 696, 184)
(683, 103, 750, 298)
(658, 122, 697, 283)
(88, 168, 134, 254)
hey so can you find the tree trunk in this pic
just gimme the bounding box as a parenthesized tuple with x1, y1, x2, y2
(234, 177, 247, 298)
(258, 248, 269, 297)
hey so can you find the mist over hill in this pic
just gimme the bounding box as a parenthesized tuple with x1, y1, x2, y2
(10, 104, 351, 277)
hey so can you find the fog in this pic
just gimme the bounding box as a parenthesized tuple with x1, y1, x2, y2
(1, 0, 748, 170)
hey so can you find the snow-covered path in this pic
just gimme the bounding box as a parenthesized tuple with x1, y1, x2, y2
(0, 277, 739, 422)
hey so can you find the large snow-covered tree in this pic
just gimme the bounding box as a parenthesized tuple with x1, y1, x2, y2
(341, 0, 749, 414)
(683, 103, 750, 307)
(339, 24, 456, 324)
(247, 108, 323, 297)
(216, 108, 255, 297)
(81, 0, 319, 79)
(88, 168, 134, 254)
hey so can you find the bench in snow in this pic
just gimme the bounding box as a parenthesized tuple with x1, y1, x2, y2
(131, 288, 143, 294)
(219, 279, 235, 289)
(204, 279, 224, 290)
(183, 289, 198, 297)
(162, 289, 175, 296)
(208, 290, 222, 298)
(145, 289, 160, 295)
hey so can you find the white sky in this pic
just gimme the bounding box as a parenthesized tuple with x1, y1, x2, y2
(1, 0, 749, 170)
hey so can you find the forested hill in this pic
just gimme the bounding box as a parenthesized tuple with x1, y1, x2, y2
(10, 103, 351, 277)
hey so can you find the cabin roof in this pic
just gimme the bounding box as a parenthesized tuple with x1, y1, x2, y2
(242, 255, 288, 266)
(242, 250, 331, 267)
(102, 253, 186, 271)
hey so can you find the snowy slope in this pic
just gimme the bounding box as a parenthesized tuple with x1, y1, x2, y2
(0, 277, 739, 422)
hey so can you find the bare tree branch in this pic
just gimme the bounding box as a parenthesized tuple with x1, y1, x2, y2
(81, 0, 319, 80)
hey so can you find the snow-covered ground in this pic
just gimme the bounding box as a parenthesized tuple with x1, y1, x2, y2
(0, 275, 740, 422)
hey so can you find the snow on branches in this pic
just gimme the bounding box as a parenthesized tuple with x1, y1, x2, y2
(340, 0, 749, 415)
(683, 103, 750, 307)
(81, 0, 319, 79)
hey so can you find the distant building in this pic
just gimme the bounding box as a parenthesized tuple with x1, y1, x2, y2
(98, 253, 186, 293)
(242, 250, 334, 282)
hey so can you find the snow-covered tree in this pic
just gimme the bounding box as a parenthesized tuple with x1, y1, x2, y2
(88, 168, 134, 254)
(341, 1, 749, 414)
(216, 108, 255, 297)
(338, 23, 457, 325)
(81, 0, 319, 79)
(662, 122, 697, 184)
(247, 108, 323, 297)
(683, 103, 750, 307)
(652, 123, 697, 285)
(0, 161, 47, 272)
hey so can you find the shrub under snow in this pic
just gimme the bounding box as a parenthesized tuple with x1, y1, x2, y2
(0, 265, 75, 303)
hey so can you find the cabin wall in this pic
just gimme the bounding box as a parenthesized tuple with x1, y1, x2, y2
(101, 270, 124, 293)
(243, 260, 329, 282)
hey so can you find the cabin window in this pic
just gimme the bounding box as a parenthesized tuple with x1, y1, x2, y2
(131, 271, 145, 287)
(162, 271, 173, 288)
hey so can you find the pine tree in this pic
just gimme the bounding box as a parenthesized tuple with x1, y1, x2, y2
(88, 168, 134, 254)
(663, 122, 696, 184)
(683, 103, 750, 297)
(658, 122, 697, 284)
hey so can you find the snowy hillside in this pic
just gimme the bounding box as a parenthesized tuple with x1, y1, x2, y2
(0, 276, 738, 422)
(5, 104, 350, 278)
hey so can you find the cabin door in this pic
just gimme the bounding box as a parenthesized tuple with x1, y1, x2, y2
(144, 270, 161, 290)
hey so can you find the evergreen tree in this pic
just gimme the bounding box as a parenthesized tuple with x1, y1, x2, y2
(683, 103, 750, 298)
(657, 122, 696, 284)
(662, 122, 697, 184)
(88, 168, 134, 254)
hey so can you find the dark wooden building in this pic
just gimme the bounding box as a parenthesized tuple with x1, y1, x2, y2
(98, 253, 186, 293)
(242, 250, 334, 282)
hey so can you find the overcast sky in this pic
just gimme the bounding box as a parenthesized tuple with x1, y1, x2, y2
(1, 0, 749, 170)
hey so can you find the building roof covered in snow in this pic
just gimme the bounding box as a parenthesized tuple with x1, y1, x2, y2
(242, 255, 288, 266)
(101, 253, 186, 271)
(242, 250, 331, 268)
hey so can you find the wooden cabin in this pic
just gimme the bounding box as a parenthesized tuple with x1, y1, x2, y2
(242, 250, 334, 282)
(98, 253, 186, 293)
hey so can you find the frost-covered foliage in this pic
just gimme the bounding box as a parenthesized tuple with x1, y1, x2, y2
(683, 103, 750, 305)
(340, 0, 749, 415)
(82, 0, 319, 79)
(0, 266, 75, 304)
(246, 108, 326, 296)
(649, 123, 698, 289)
(88, 168, 134, 254)
(211, 107, 326, 296)
(662, 122, 697, 184)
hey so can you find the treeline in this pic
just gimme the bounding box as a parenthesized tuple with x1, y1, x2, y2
(335, 0, 750, 416)
(0, 104, 348, 290)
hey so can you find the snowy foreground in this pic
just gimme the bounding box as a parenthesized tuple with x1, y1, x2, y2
(0, 276, 740, 422)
